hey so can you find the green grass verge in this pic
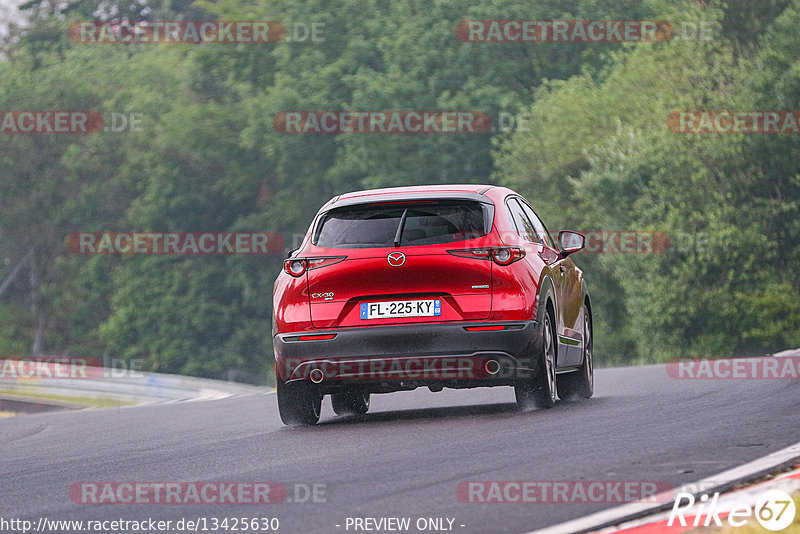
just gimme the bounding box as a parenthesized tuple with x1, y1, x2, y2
(0, 388, 137, 410)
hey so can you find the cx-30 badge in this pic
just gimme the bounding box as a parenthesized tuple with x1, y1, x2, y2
(387, 252, 406, 267)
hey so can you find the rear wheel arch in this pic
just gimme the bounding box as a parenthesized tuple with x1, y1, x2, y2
(581, 279, 591, 314)
(535, 275, 557, 363)
(536, 275, 556, 322)
(556, 297, 594, 400)
(545, 298, 556, 364)
(583, 295, 592, 327)
(582, 285, 592, 346)
(582, 295, 592, 368)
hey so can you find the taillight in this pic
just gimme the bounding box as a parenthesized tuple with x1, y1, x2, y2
(447, 247, 525, 266)
(307, 256, 346, 270)
(492, 247, 525, 265)
(284, 259, 307, 277)
(283, 256, 346, 277)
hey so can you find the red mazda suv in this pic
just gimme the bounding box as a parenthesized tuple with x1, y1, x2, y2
(273, 185, 593, 425)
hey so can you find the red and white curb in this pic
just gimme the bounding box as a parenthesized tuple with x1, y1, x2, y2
(524, 441, 800, 534)
(525, 348, 800, 534)
(594, 467, 800, 533)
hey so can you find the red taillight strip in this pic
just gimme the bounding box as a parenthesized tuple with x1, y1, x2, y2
(296, 334, 337, 341)
(464, 324, 526, 332)
(447, 246, 525, 265)
(446, 248, 492, 260)
(307, 256, 347, 270)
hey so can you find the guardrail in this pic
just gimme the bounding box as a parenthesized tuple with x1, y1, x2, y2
(0, 366, 269, 405)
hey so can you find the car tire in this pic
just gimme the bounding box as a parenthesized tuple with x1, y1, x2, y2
(331, 390, 370, 416)
(276, 378, 322, 426)
(515, 309, 557, 410)
(557, 303, 594, 400)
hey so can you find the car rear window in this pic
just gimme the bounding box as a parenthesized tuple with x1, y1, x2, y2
(313, 200, 493, 248)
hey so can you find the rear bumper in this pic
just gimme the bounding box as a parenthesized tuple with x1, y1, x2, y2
(273, 321, 543, 389)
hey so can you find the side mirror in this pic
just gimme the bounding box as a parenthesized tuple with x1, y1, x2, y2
(558, 231, 585, 257)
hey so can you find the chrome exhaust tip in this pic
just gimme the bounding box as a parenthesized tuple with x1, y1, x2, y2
(484, 359, 501, 376)
(309, 368, 324, 384)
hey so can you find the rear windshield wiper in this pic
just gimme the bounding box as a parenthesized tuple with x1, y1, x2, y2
(393, 209, 409, 247)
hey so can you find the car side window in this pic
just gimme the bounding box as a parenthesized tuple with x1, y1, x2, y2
(519, 200, 555, 248)
(506, 198, 541, 244)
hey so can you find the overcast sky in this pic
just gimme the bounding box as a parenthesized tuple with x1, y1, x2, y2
(0, 0, 26, 41)
(0, 0, 25, 16)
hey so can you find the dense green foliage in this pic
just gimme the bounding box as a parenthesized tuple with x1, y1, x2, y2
(1, 0, 798, 381)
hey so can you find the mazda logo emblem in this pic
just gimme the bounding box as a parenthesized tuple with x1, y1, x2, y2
(387, 252, 406, 267)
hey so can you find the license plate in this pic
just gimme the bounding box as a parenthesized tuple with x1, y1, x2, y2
(360, 299, 442, 320)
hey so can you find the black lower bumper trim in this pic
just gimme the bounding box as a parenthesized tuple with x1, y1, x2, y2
(274, 321, 543, 387)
